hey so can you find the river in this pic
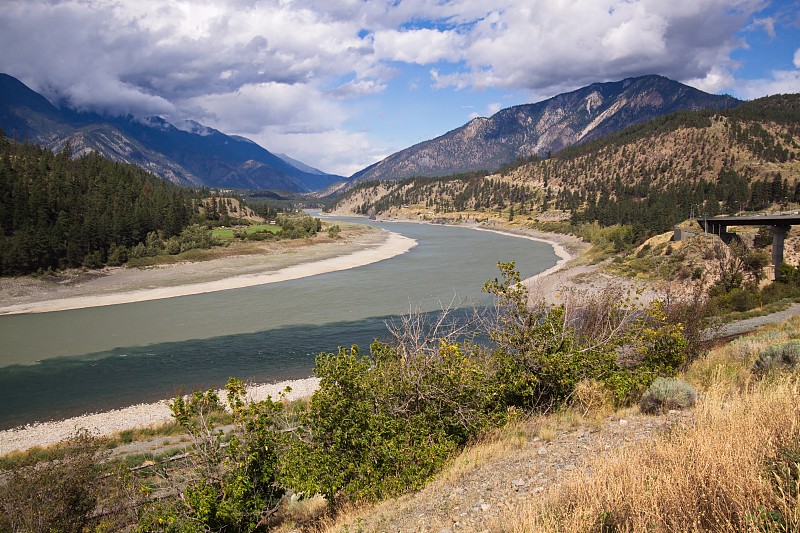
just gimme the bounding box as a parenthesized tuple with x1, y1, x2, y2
(0, 217, 558, 428)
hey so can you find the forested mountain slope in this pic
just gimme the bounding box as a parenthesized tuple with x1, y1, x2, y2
(335, 94, 800, 239)
(0, 132, 194, 274)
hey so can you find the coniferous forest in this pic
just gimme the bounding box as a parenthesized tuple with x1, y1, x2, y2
(0, 131, 194, 275)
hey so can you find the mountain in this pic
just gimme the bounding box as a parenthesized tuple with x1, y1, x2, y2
(350, 75, 741, 182)
(273, 152, 347, 191)
(335, 94, 799, 238)
(0, 73, 344, 192)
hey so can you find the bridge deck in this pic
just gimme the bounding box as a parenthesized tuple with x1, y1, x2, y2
(697, 214, 800, 226)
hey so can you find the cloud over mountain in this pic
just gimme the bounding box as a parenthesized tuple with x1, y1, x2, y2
(1, 0, 796, 175)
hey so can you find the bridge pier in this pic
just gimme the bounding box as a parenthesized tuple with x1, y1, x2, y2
(772, 225, 790, 279)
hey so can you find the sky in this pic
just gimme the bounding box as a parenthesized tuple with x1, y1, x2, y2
(1, 1, 799, 177)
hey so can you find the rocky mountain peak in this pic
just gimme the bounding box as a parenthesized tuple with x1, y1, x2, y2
(350, 75, 740, 183)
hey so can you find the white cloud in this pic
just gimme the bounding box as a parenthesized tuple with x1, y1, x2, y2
(248, 128, 390, 177)
(0, 0, 789, 175)
(794, 48, 800, 69)
(185, 82, 345, 135)
(734, 69, 800, 99)
(372, 28, 465, 64)
(327, 79, 387, 99)
(753, 16, 777, 39)
(440, 0, 765, 93)
(685, 66, 736, 94)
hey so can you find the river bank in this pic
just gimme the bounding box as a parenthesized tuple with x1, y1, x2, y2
(0, 225, 415, 315)
(0, 377, 320, 456)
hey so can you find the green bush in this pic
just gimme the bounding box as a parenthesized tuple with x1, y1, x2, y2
(164, 236, 181, 255)
(276, 214, 321, 239)
(708, 286, 761, 313)
(483, 262, 688, 406)
(107, 244, 130, 266)
(81, 250, 105, 269)
(752, 340, 800, 376)
(639, 377, 697, 414)
(279, 341, 521, 503)
(136, 381, 287, 532)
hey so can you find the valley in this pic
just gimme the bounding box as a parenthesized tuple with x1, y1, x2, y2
(2, 67, 800, 532)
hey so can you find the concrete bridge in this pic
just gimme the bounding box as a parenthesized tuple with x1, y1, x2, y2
(690, 214, 800, 279)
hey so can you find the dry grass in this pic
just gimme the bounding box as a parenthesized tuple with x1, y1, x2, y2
(436, 418, 532, 486)
(492, 317, 800, 533)
(495, 377, 800, 532)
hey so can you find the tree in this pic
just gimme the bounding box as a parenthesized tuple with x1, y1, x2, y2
(707, 239, 769, 293)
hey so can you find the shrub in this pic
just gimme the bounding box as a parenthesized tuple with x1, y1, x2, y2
(0, 431, 134, 532)
(639, 377, 697, 414)
(107, 244, 129, 266)
(279, 341, 520, 503)
(571, 379, 614, 416)
(708, 286, 761, 314)
(137, 380, 288, 532)
(164, 236, 181, 255)
(484, 263, 688, 406)
(129, 242, 148, 259)
(177, 224, 214, 252)
(81, 250, 105, 269)
(753, 340, 800, 376)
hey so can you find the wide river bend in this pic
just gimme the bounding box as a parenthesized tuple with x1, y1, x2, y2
(0, 217, 558, 429)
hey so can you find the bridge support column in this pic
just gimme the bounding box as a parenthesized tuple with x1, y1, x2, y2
(772, 225, 790, 279)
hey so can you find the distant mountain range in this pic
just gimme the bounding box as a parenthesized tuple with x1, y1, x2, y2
(0, 73, 343, 192)
(351, 75, 741, 183)
(1, 73, 744, 192)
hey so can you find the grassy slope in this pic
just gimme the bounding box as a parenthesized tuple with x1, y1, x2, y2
(321, 316, 800, 533)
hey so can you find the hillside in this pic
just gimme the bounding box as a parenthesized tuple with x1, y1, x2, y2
(0, 133, 194, 274)
(0, 74, 344, 192)
(350, 75, 740, 183)
(334, 94, 800, 238)
(324, 314, 800, 532)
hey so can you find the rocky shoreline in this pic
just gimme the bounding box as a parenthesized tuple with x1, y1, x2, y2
(0, 377, 320, 455)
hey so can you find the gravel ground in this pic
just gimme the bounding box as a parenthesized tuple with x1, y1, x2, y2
(336, 410, 695, 532)
(710, 303, 800, 338)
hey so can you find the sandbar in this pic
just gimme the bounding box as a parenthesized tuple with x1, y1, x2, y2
(0, 229, 416, 315)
